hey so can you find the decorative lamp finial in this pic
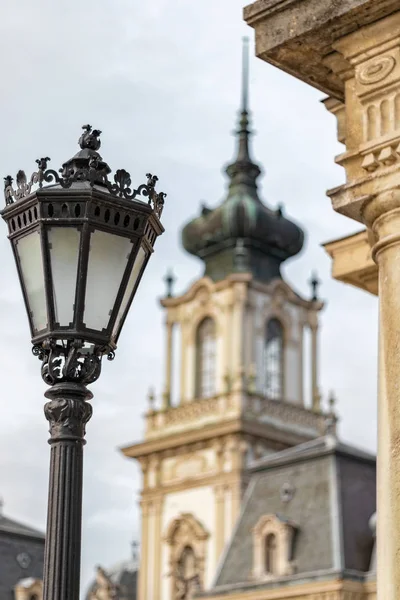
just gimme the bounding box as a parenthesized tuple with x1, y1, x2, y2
(147, 387, 156, 411)
(324, 391, 338, 437)
(241, 36, 250, 114)
(3, 126, 166, 219)
(164, 269, 176, 298)
(78, 124, 102, 151)
(329, 390, 336, 413)
(131, 540, 139, 561)
(225, 37, 261, 191)
(309, 271, 320, 302)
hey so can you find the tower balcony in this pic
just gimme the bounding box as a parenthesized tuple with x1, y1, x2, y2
(144, 391, 330, 445)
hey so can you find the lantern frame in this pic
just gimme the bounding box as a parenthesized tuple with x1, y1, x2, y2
(2, 125, 165, 382)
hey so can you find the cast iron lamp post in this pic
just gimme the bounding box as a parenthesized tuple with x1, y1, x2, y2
(1, 125, 166, 600)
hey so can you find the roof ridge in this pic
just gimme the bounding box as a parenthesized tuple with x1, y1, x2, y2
(250, 435, 330, 469)
(0, 513, 45, 539)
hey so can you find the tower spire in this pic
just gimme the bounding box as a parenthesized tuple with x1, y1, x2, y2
(225, 37, 261, 193)
(241, 36, 249, 114)
(236, 36, 251, 163)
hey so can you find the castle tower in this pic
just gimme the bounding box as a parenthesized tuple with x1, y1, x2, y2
(122, 39, 329, 600)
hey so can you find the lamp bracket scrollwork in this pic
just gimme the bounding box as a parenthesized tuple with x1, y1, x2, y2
(32, 340, 115, 386)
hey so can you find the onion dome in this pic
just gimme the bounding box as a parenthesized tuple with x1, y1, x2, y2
(181, 38, 304, 283)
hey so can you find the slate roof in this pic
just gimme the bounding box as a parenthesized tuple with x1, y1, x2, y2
(0, 514, 45, 540)
(0, 513, 45, 600)
(85, 557, 138, 600)
(212, 436, 376, 592)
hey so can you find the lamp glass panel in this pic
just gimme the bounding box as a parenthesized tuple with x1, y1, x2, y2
(16, 230, 47, 333)
(111, 245, 147, 340)
(84, 230, 133, 331)
(48, 227, 81, 326)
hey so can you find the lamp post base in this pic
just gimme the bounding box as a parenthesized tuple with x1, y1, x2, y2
(42, 381, 93, 600)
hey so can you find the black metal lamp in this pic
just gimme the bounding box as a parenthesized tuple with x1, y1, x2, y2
(1, 125, 166, 600)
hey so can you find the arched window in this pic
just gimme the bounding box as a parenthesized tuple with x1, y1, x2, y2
(178, 546, 197, 580)
(196, 317, 216, 398)
(263, 318, 284, 400)
(264, 534, 277, 574)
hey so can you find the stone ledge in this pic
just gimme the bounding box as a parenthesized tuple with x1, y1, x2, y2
(323, 229, 378, 295)
(243, 0, 400, 98)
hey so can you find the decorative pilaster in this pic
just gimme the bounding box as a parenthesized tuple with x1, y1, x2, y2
(42, 382, 93, 600)
(214, 485, 225, 560)
(152, 496, 163, 600)
(230, 481, 242, 531)
(139, 501, 150, 600)
(297, 319, 304, 407)
(163, 319, 174, 409)
(232, 284, 246, 392)
(309, 315, 321, 413)
(180, 318, 188, 403)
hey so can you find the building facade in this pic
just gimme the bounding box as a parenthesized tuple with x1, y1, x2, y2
(120, 42, 377, 600)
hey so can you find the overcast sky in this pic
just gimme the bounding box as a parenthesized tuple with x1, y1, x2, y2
(0, 0, 378, 594)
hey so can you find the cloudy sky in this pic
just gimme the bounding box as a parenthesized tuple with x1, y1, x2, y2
(0, 0, 378, 594)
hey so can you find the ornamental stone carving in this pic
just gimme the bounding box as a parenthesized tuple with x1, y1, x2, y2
(165, 514, 209, 600)
(358, 56, 396, 85)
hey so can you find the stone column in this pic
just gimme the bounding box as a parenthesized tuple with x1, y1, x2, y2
(309, 314, 321, 413)
(326, 23, 400, 599)
(180, 319, 188, 403)
(163, 319, 173, 409)
(297, 319, 304, 407)
(364, 191, 400, 598)
(232, 282, 247, 392)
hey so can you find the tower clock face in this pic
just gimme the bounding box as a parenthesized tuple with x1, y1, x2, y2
(16, 552, 31, 569)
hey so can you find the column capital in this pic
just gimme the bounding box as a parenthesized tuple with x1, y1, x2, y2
(362, 189, 400, 264)
(364, 189, 400, 228)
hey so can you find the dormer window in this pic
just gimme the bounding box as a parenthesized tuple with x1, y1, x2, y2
(264, 533, 277, 574)
(263, 318, 284, 400)
(252, 514, 296, 580)
(196, 317, 216, 398)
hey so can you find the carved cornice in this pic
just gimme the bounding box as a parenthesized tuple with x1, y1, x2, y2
(123, 408, 318, 464)
(199, 576, 368, 600)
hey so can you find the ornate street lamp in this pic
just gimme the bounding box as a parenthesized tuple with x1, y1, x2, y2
(1, 125, 166, 600)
